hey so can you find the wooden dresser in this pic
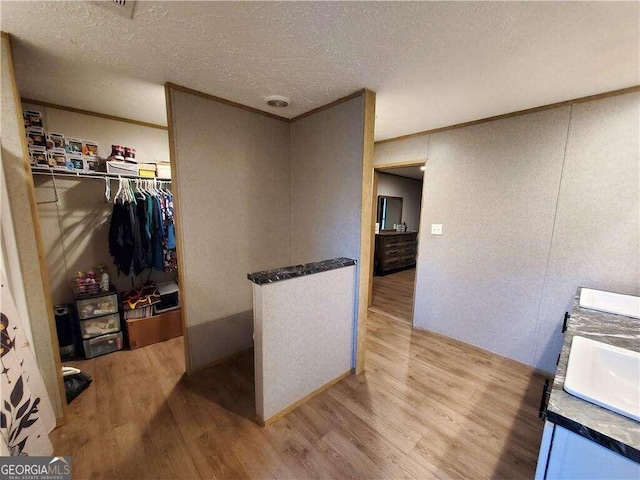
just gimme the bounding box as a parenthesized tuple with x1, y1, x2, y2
(374, 232, 418, 276)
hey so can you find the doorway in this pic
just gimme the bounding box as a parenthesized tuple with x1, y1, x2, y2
(368, 161, 425, 325)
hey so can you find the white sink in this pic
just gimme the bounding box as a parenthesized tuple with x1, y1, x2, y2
(564, 336, 640, 422)
(579, 288, 640, 319)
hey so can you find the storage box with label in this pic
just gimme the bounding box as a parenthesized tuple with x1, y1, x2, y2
(137, 163, 157, 178)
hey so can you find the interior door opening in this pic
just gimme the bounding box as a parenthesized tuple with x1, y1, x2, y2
(368, 162, 425, 326)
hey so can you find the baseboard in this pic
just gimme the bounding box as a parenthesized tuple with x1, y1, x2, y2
(410, 323, 547, 377)
(188, 347, 253, 375)
(257, 369, 351, 426)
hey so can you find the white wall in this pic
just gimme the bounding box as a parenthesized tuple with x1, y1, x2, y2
(377, 172, 423, 231)
(414, 107, 570, 367)
(377, 92, 639, 372)
(253, 265, 354, 422)
(533, 93, 640, 372)
(24, 104, 174, 305)
(374, 135, 429, 166)
(290, 96, 365, 264)
(169, 88, 292, 372)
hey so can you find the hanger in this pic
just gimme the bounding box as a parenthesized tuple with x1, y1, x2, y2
(104, 176, 111, 202)
(153, 178, 161, 196)
(135, 178, 146, 199)
(128, 178, 137, 204)
(114, 175, 124, 202)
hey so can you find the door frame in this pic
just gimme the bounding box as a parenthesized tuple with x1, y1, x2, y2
(366, 160, 427, 326)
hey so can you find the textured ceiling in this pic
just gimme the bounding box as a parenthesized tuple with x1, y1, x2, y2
(2, 1, 638, 140)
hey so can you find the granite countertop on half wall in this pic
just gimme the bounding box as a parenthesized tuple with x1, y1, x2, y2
(546, 289, 640, 463)
(376, 230, 418, 236)
(247, 257, 356, 285)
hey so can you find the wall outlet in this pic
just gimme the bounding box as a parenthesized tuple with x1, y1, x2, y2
(431, 224, 443, 235)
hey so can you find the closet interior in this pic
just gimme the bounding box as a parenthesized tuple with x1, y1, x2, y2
(25, 100, 183, 364)
(16, 82, 373, 426)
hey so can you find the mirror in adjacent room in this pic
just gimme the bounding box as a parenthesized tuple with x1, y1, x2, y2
(377, 195, 403, 231)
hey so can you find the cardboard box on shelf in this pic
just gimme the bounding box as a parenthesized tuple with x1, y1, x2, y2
(156, 163, 172, 179)
(126, 308, 182, 349)
(137, 163, 157, 178)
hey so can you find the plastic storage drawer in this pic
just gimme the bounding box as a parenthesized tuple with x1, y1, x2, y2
(79, 313, 121, 339)
(82, 332, 123, 359)
(76, 293, 118, 320)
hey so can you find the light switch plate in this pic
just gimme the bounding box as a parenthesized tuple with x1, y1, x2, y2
(431, 224, 443, 235)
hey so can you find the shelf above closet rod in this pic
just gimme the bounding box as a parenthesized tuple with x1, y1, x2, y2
(30, 167, 172, 182)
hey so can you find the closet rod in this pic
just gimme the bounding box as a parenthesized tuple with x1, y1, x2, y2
(30, 167, 172, 183)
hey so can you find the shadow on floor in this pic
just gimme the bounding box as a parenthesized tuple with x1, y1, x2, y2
(182, 349, 257, 422)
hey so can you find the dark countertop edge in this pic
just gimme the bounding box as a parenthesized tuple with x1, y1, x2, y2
(546, 411, 640, 463)
(375, 231, 418, 236)
(546, 289, 640, 463)
(247, 257, 357, 285)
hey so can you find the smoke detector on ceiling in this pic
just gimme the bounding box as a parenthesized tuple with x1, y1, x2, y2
(265, 95, 290, 108)
(92, 0, 136, 20)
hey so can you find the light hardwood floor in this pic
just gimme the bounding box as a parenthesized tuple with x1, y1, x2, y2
(370, 268, 416, 324)
(52, 312, 545, 479)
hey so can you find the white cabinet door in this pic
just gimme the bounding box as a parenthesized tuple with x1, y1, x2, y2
(544, 423, 640, 479)
(535, 421, 555, 479)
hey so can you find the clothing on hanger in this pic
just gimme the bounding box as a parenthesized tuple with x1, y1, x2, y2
(108, 178, 177, 277)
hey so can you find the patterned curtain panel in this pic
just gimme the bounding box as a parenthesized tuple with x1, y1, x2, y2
(1, 271, 56, 456)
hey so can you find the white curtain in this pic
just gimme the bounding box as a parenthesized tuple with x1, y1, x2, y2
(1, 270, 55, 456)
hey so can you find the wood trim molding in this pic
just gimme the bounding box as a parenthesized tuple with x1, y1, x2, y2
(374, 160, 427, 170)
(367, 169, 379, 307)
(290, 89, 366, 123)
(164, 84, 192, 375)
(20, 97, 168, 130)
(355, 89, 376, 375)
(2, 32, 68, 423)
(257, 370, 351, 426)
(375, 85, 640, 145)
(164, 82, 289, 123)
(412, 323, 551, 377)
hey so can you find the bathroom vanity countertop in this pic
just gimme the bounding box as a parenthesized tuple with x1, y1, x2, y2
(247, 257, 356, 285)
(546, 290, 640, 462)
